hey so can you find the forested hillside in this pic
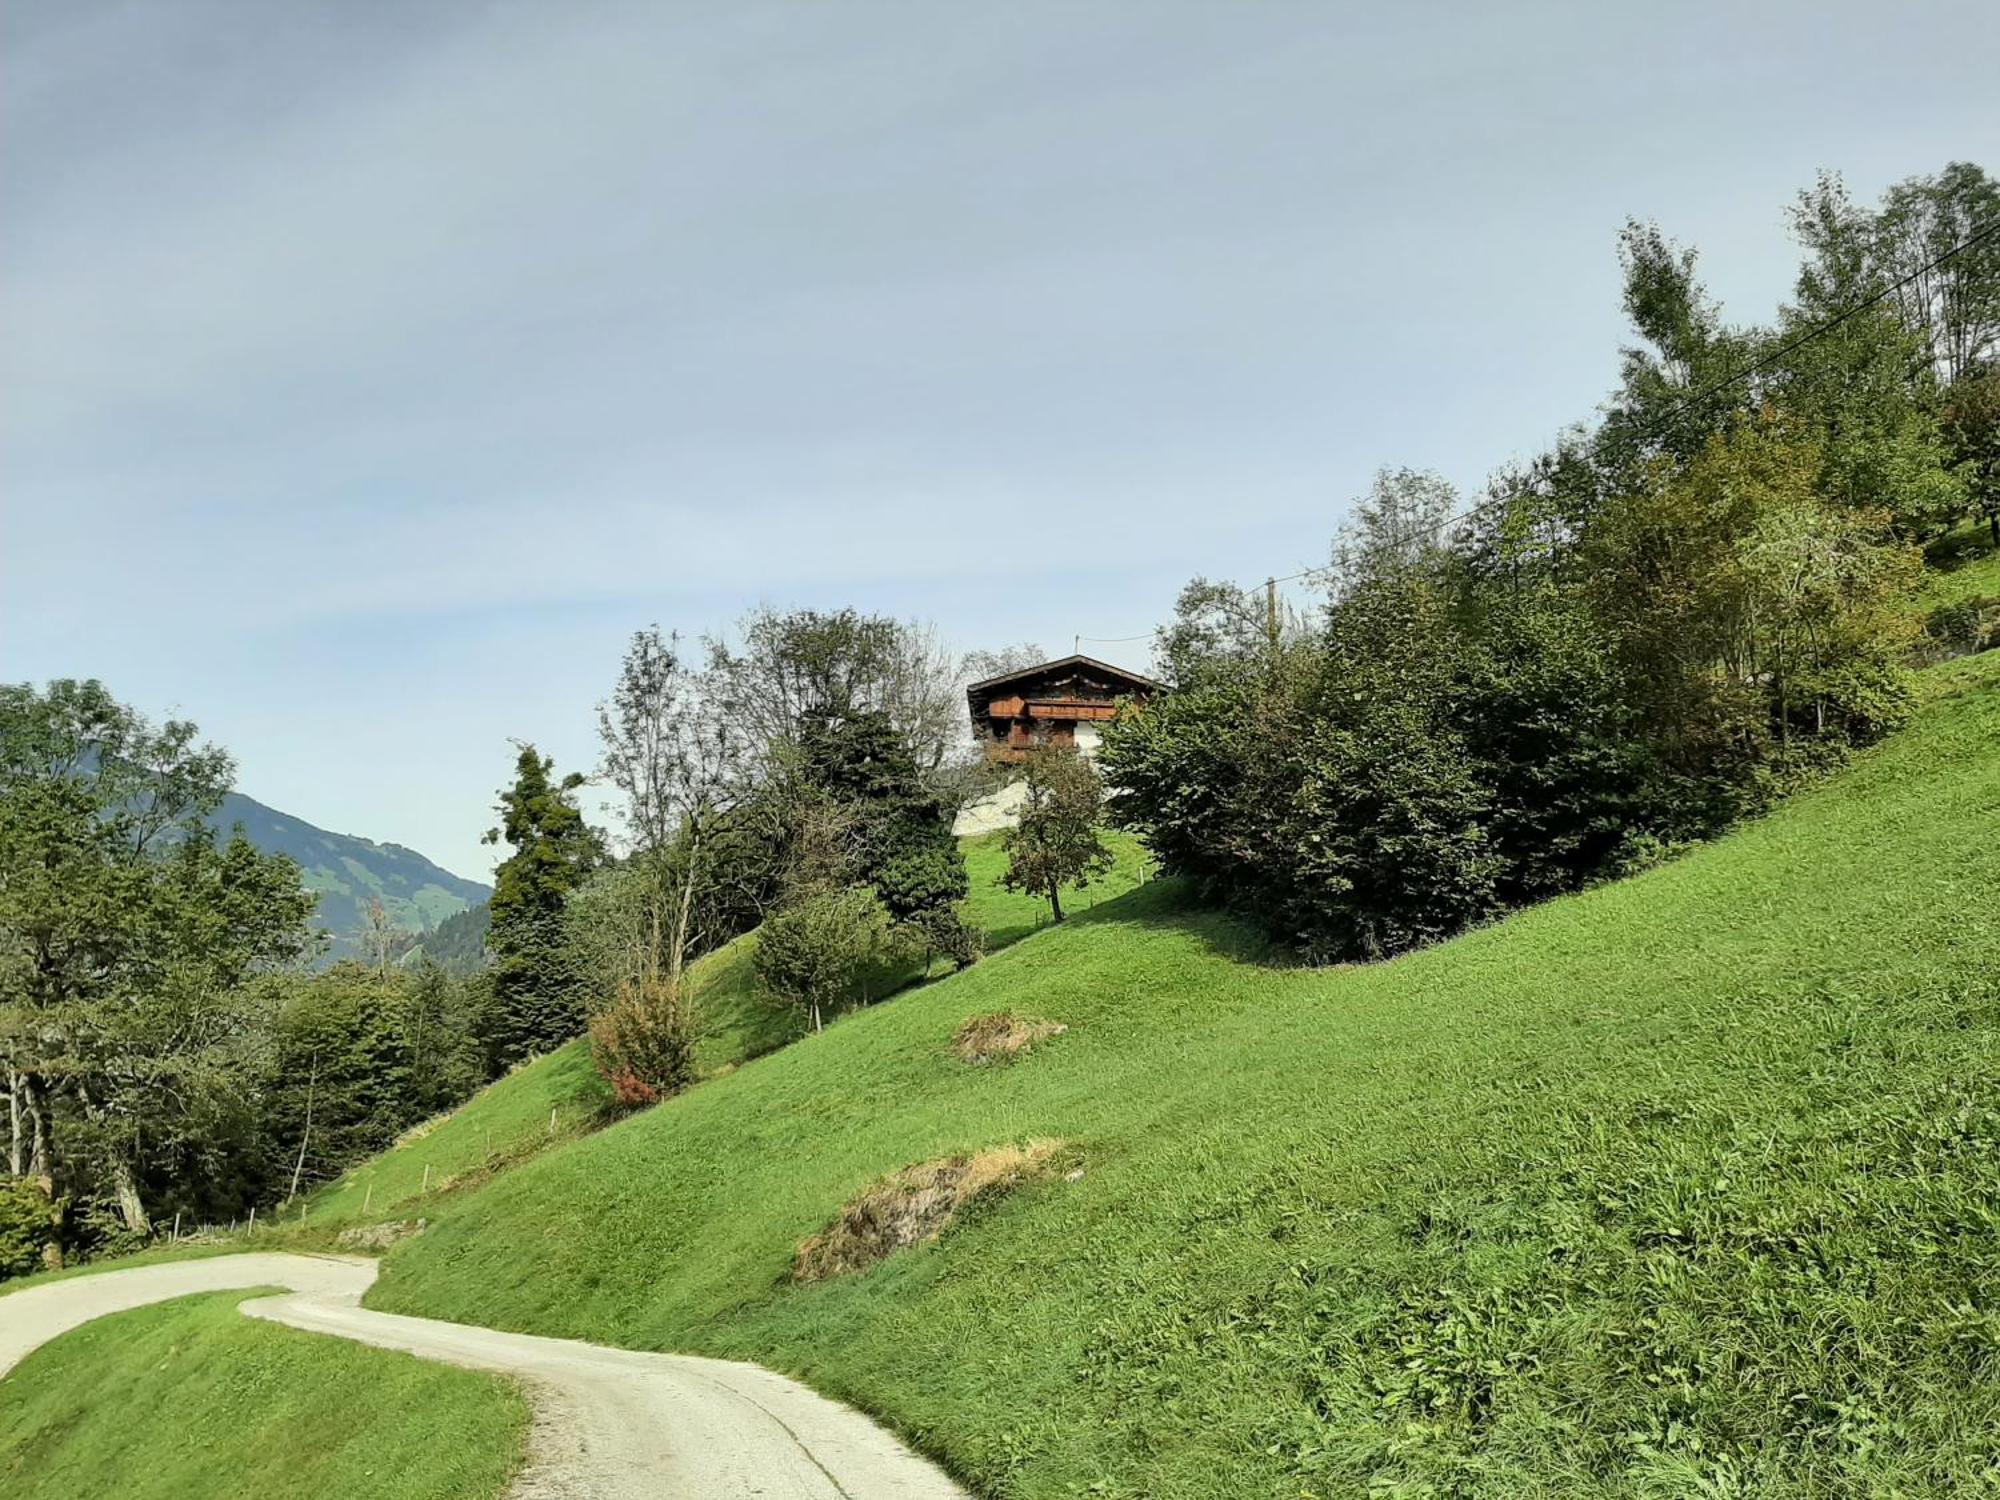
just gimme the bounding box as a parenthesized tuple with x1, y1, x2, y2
(402, 901, 491, 976)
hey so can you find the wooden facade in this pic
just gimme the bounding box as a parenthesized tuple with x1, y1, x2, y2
(965, 654, 1162, 761)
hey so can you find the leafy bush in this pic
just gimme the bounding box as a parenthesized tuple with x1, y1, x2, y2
(1000, 747, 1116, 924)
(587, 975, 697, 1109)
(754, 885, 895, 1033)
(1107, 441, 1920, 963)
(0, 1176, 54, 1280)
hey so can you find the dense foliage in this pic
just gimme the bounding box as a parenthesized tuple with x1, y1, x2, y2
(265, 959, 484, 1196)
(568, 613, 975, 1099)
(0, 680, 317, 1254)
(1104, 164, 1990, 960)
(0, 683, 499, 1275)
(407, 900, 491, 975)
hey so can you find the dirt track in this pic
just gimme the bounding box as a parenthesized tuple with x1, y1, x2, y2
(0, 1252, 967, 1499)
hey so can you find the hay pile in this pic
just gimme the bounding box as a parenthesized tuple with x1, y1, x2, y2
(793, 1141, 1063, 1282)
(951, 1012, 1067, 1065)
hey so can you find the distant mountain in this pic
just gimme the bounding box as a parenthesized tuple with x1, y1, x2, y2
(211, 791, 491, 960)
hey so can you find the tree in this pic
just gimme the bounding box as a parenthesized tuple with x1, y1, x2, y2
(481, 746, 600, 1069)
(753, 886, 894, 1033)
(268, 964, 412, 1199)
(1596, 220, 1762, 482)
(1154, 578, 1276, 689)
(360, 898, 408, 977)
(402, 957, 481, 1116)
(596, 628, 746, 993)
(1943, 365, 2000, 544)
(795, 708, 970, 944)
(1781, 175, 1966, 535)
(1871, 162, 2000, 388)
(705, 606, 963, 775)
(409, 901, 491, 976)
(0, 680, 314, 1244)
(586, 628, 749, 1101)
(1000, 746, 1114, 924)
(1584, 418, 1918, 768)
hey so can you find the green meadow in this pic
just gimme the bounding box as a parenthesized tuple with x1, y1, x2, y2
(357, 650, 2000, 1496)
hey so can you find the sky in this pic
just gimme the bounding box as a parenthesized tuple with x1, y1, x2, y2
(4, 0, 1996, 883)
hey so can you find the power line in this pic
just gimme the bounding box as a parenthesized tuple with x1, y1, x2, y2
(1255, 213, 2000, 587)
(1073, 631, 1153, 655)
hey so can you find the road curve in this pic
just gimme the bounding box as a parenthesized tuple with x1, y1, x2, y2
(0, 1252, 968, 1499)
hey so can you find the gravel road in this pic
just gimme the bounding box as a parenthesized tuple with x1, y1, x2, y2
(0, 1252, 967, 1499)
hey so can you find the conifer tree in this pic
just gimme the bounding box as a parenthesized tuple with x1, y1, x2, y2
(481, 745, 600, 1068)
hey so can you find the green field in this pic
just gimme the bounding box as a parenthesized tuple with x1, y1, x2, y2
(302, 829, 1149, 1230)
(364, 653, 2000, 1496)
(0, 1292, 525, 1500)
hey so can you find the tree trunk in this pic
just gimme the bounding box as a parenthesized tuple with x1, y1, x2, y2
(14, 1073, 62, 1269)
(21, 1070, 53, 1183)
(108, 1154, 151, 1236)
(287, 1053, 320, 1203)
(1049, 885, 1065, 924)
(667, 820, 704, 995)
(7, 1070, 21, 1178)
(74, 1081, 151, 1235)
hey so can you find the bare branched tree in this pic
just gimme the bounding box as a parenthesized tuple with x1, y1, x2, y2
(596, 627, 745, 995)
(361, 899, 407, 977)
(703, 607, 963, 775)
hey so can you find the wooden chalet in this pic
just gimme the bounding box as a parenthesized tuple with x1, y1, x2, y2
(965, 654, 1162, 761)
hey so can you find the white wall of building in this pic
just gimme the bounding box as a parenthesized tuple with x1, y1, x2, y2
(952, 775, 1030, 836)
(951, 726, 1109, 836)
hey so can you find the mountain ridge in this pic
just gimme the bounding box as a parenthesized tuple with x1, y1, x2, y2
(209, 790, 490, 958)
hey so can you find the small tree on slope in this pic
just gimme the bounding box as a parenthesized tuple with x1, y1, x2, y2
(1001, 745, 1114, 924)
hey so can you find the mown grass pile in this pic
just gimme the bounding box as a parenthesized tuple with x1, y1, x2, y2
(367, 653, 2000, 1495)
(0, 1291, 525, 1500)
(793, 1139, 1065, 1283)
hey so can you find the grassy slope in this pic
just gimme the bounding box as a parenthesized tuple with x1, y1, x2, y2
(1918, 518, 2000, 609)
(959, 827, 1151, 948)
(370, 655, 2000, 1498)
(303, 1039, 604, 1228)
(0, 1291, 525, 1500)
(304, 830, 1147, 1230)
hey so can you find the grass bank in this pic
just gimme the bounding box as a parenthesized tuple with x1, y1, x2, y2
(0, 1291, 526, 1500)
(1919, 517, 2000, 609)
(301, 829, 1147, 1231)
(370, 653, 2000, 1496)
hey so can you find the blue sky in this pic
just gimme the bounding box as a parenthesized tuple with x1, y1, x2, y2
(4, 0, 1995, 882)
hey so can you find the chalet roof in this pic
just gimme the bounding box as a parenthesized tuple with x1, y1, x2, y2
(964, 653, 1164, 701)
